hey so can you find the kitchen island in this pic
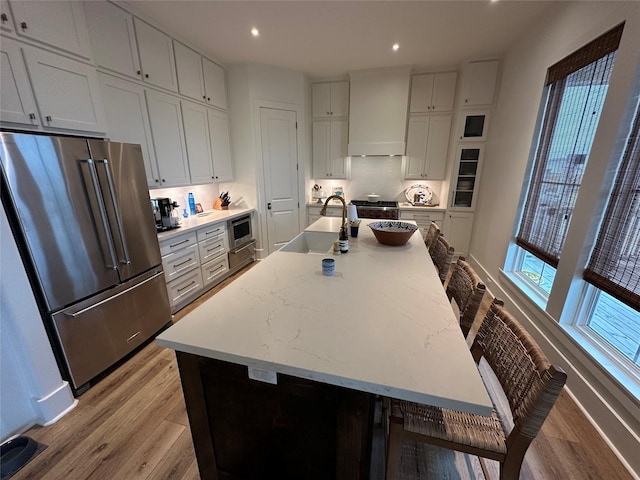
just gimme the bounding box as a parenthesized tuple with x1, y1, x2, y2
(156, 217, 492, 479)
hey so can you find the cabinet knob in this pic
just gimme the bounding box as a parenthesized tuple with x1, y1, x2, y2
(136, 70, 141, 75)
(45, 115, 52, 122)
(155, 179, 159, 183)
(20, 21, 27, 30)
(464, 99, 468, 103)
(145, 73, 149, 78)
(1, 13, 8, 23)
(162, 179, 166, 182)
(203, 95, 207, 100)
(29, 113, 36, 120)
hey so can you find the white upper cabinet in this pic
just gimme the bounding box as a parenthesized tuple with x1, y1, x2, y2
(98, 73, 158, 187)
(409, 72, 457, 113)
(181, 100, 214, 184)
(134, 18, 178, 92)
(84, 1, 141, 80)
(0, 37, 39, 126)
(312, 118, 349, 179)
(1, 0, 13, 33)
(404, 115, 452, 180)
(207, 108, 233, 182)
(175, 42, 205, 101)
(145, 89, 190, 186)
(8, 0, 92, 59)
(202, 57, 227, 110)
(461, 60, 499, 107)
(22, 46, 107, 134)
(312, 81, 349, 118)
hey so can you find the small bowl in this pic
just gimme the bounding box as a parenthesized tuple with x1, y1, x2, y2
(369, 221, 418, 246)
(367, 194, 380, 203)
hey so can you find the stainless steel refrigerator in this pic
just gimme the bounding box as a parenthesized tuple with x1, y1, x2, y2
(0, 132, 171, 395)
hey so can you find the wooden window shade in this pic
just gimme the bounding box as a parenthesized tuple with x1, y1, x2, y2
(516, 25, 623, 267)
(584, 107, 640, 310)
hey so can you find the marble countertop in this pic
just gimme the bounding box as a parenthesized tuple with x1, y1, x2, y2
(157, 207, 254, 241)
(156, 217, 492, 415)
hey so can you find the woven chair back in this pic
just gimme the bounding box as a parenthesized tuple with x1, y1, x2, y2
(424, 221, 441, 249)
(446, 257, 486, 336)
(428, 234, 454, 284)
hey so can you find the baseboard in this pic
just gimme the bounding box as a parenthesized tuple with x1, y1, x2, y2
(34, 381, 77, 427)
(468, 254, 640, 480)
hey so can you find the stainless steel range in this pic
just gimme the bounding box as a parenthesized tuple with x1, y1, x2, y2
(352, 200, 399, 220)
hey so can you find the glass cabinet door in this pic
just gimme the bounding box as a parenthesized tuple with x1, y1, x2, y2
(451, 145, 484, 209)
(458, 110, 490, 142)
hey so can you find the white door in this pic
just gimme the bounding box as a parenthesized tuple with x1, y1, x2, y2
(260, 108, 299, 254)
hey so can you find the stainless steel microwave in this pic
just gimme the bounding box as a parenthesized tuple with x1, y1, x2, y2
(228, 214, 253, 249)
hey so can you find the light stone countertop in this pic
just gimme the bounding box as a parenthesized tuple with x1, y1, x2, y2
(156, 207, 254, 241)
(156, 217, 492, 415)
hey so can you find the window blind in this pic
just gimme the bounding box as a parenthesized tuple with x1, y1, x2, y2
(584, 106, 640, 310)
(516, 25, 623, 268)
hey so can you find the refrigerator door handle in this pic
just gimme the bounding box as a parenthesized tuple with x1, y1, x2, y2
(96, 158, 131, 265)
(85, 159, 118, 270)
(64, 271, 165, 318)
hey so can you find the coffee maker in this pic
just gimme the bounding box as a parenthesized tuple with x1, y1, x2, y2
(151, 198, 179, 231)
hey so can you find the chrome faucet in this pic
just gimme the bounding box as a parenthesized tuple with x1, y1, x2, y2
(320, 195, 347, 229)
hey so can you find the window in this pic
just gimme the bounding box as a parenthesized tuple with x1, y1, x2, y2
(516, 24, 623, 276)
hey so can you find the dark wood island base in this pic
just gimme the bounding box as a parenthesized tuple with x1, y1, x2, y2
(176, 352, 376, 480)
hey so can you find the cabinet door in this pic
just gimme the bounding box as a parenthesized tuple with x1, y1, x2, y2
(207, 108, 233, 182)
(1, 0, 13, 33)
(84, 1, 141, 79)
(202, 58, 227, 110)
(424, 115, 451, 179)
(145, 89, 190, 186)
(0, 38, 39, 125)
(312, 120, 331, 177)
(182, 100, 214, 184)
(330, 81, 349, 117)
(431, 72, 457, 112)
(329, 118, 348, 178)
(462, 60, 499, 106)
(23, 47, 107, 133)
(405, 116, 428, 179)
(98, 73, 158, 187)
(450, 145, 483, 210)
(175, 42, 205, 102)
(443, 212, 475, 256)
(312, 83, 331, 118)
(9, 0, 92, 59)
(409, 74, 434, 113)
(134, 18, 177, 92)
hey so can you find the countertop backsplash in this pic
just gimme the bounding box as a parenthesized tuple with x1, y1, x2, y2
(309, 156, 443, 204)
(150, 184, 221, 214)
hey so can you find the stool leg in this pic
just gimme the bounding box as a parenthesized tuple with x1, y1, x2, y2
(386, 415, 403, 480)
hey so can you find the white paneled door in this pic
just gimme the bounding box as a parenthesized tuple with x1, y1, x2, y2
(260, 108, 299, 254)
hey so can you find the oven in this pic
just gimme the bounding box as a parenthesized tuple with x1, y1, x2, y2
(351, 200, 399, 220)
(228, 214, 253, 249)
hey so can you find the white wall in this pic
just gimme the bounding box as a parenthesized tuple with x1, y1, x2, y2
(0, 204, 76, 442)
(470, 2, 640, 476)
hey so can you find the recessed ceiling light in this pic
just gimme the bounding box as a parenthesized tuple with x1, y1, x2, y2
(251, 27, 259, 37)
(392, 43, 400, 51)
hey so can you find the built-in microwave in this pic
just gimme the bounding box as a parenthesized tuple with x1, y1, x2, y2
(228, 214, 253, 250)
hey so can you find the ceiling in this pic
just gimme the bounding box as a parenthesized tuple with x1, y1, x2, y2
(124, 0, 557, 78)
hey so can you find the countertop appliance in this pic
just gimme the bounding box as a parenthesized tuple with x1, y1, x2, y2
(0, 133, 172, 395)
(351, 199, 399, 219)
(227, 214, 255, 273)
(151, 197, 180, 231)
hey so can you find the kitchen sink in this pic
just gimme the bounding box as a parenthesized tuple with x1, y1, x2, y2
(279, 231, 337, 254)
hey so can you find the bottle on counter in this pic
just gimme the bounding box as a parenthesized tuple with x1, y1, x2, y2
(339, 225, 349, 253)
(188, 192, 196, 215)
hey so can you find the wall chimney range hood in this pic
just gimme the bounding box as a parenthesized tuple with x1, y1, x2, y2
(348, 67, 411, 156)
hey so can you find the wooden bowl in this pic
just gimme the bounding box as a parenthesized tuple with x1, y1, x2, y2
(368, 221, 418, 246)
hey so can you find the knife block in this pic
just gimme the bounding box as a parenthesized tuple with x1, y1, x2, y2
(213, 198, 228, 210)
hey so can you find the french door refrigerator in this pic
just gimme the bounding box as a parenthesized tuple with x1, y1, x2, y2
(0, 132, 171, 395)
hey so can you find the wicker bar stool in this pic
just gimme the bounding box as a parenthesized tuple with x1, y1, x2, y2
(428, 233, 454, 284)
(445, 257, 486, 337)
(423, 221, 440, 250)
(386, 298, 567, 480)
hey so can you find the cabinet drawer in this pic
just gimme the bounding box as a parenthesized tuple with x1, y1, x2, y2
(199, 235, 227, 263)
(159, 232, 197, 256)
(162, 244, 200, 282)
(197, 222, 226, 243)
(201, 255, 229, 287)
(166, 268, 203, 307)
(400, 211, 445, 225)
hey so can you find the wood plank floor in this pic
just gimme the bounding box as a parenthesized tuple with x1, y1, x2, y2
(11, 262, 633, 480)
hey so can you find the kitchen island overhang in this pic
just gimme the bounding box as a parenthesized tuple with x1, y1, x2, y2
(157, 217, 492, 479)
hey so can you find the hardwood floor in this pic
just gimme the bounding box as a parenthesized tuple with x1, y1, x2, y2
(11, 262, 633, 480)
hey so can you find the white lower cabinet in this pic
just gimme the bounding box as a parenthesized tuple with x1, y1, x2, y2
(307, 205, 343, 226)
(399, 210, 445, 240)
(159, 221, 229, 313)
(442, 212, 475, 257)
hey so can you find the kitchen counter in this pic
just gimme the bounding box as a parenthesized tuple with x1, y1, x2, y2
(157, 217, 491, 478)
(156, 207, 254, 241)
